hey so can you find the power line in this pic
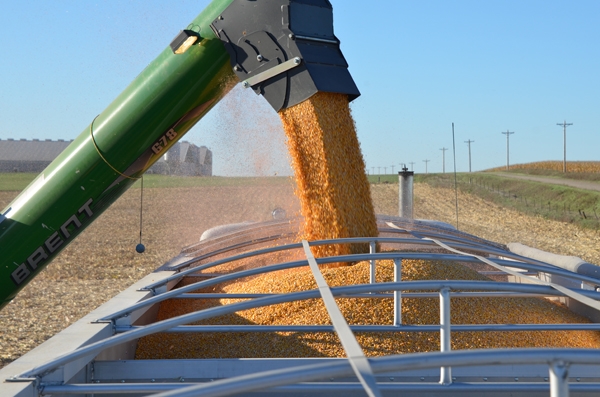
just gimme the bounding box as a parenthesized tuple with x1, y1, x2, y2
(501, 130, 515, 170)
(556, 120, 573, 173)
(423, 159, 430, 174)
(464, 140, 474, 172)
(440, 147, 448, 173)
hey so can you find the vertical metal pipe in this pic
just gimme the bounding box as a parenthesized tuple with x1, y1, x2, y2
(563, 126, 567, 173)
(506, 132, 510, 170)
(398, 167, 414, 219)
(439, 287, 452, 385)
(393, 258, 402, 326)
(369, 241, 376, 285)
(550, 361, 570, 397)
(501, 130, 514, 171)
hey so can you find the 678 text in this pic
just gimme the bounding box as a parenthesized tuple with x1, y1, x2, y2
(151, 129, 178, 155)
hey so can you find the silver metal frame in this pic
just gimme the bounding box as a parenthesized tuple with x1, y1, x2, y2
(3, 219, 600, 396)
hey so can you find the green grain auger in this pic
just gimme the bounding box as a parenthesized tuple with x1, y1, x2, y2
(0, 0, 359, 309)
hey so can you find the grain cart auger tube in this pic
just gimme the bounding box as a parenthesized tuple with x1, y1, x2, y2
(0, 0, 360, 310)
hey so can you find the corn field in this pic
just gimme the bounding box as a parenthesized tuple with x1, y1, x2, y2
(487, 161, 600, 173)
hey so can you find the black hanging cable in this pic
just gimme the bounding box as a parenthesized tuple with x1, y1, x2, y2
(452, 123, 459, 229)
(136, 176, 146, 253)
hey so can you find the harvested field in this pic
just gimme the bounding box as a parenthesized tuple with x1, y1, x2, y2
(372, 183, 600, 266)
(2, 180, 600, 367)
(0, 180, 299, 367)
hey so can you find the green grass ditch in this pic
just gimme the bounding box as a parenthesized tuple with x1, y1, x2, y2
(416, 172, 600, 230)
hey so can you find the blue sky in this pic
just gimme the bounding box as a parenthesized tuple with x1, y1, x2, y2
(0, 1, 598, 175)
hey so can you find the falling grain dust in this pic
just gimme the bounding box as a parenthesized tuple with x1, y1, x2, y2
(209, 84, 293, 177)
(197, 87, 378, 255)
(279, 92, 378, 257)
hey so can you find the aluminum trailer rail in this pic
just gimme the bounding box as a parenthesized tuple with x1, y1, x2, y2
(2, 217, 600, 397)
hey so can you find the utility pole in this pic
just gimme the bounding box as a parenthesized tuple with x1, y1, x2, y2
(371, 166, 375, 175)
(464, 139, 474, 172)
(390, 165, 395, 174)
(556, 120, 573, 173)
(501, 130, 515, 170)
(423, 159, 430, 174)
(378, 166, 381, 175)
(409, 162, 415, 171)
(440, 147, 448, 173)
(384, 166, 387, 174)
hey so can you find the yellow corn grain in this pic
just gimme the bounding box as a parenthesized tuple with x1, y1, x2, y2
(135, 259, 600, 359)
(278, 92, 378, 258)
(135, 94, 599, 360)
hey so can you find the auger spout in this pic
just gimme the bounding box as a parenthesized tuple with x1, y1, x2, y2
(212, 0, 360, 111)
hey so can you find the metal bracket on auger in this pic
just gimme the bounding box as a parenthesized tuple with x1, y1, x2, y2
(242, 57, 302, 89)
(211, 0, 360, 111)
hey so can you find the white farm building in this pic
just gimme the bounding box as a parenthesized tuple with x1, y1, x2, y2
(0, 139, 212, 176)
(0, 138, 72, 173)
